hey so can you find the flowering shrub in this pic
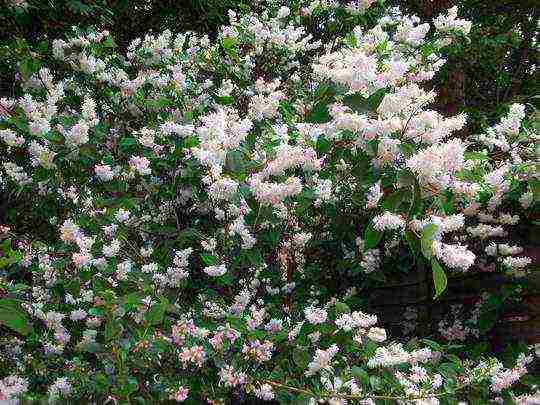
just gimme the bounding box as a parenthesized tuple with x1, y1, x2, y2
(0, 1, 537, 403)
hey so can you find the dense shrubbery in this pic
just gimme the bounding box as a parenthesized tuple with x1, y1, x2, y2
(0, 0, 538, 403)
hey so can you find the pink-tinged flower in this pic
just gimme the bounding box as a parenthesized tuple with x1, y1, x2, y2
(0, 129, 25, 147)
(0, 225, 10, 237)
(72, 252, 91, 268)
(365, 181, 382, 209)
(367, 327, 387, 342)
(306, 344, 339, 376)
(372, 212, 405, 232)
(241, 339, 274, 363)
(219, 365, 247, 387)
(170, 386, 189, 402)
(129, 155, 151, 175)
(254, 383, 275, 401)
(432, 241, 475, 271)
(179, 346, 206, 368)
(209, 331, 224, 350)
(203, 264, 227, 277)
(65, 122, 89, 146)
(304, 306, 328, 325)
(0, 375, 29, 401)
(94, 164, 115, 181)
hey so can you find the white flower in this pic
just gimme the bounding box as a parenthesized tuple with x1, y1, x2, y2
(129, 155, 151, 175)
(304, 306, 328, 324)
(102, 239, 121, 257)
(502, 257, 531, 270)
(276, 6, 290, 19)
(372, 212, 405, 232)
(0, 129, 25, 147)
(432, 241, 476, 271)
(94, 164, 115, 181)
(366, 181, 382, 209)
(203, 264, 227, 277)
(116, 209, 130, 222)
(367, 327, 387, 342)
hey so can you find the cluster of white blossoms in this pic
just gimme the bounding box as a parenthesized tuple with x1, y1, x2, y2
(372, 211, 406, 232)
(432, 241, 476, 271)
(0, 0, 536, 403)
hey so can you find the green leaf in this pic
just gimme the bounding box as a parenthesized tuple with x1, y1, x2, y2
(314, 83, 330, 99)
(405, 229, 420, 255)
(382, 189, 408, 211)
(200, 253, 218, 266)
(316, 136, 331, 154)
(215, 95, 233, 105)
(0, 299, 33, 335)
(364, 223, 383, 250)
(20, 58, 40, 79)
(123, 292, 142, 311)
(410, 179, 423, 216)
(222, 37, 238, 59)
(308, 102, 330, 123)
(102, 37, 115, 48)
(104, 321, 123, 341)
(126, 376, 139, 394)
(279, 101, 296, 123)
(292, 347, 310, 369)
(422, 339, 443, 351)
(351, 366, 369, 387)
(369, 375, 382, 390)
(37, 40, 49, 53)
(530, 179, 540, 202)
(225, 150, 245, 172)
(119, 137, 138, 152)
(145, 297, 169, 325)
(270, 365, 284, 379)
(334, 301, 350, 315)
(343, 93, 369, 113)
(343, 89, 385, 113)
(88, 306, 105, 316)
(421, 223, 438, 258)
(431, 259, 447, 299)
(478, 310, 498, 334)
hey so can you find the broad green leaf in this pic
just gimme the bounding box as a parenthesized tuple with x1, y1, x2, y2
(382, 189, 408, 211)
(118, 137, 138, 153)
(308, 102, 330, 123)
(478, 310, 499, 334)
(225, 150, 245, 172)
(431, 259, 447, 299)
(364, 223, 383, 250)
(145, 297, 169, 325)
(422, 339, 443, 351)
(292, 347, 310, 369)
(200, 253, 218, 266)
(20, 58, 40, 79)
(316, 136, 331, 154)
(215, 95, 233, 105)
(405, 229, 420, 255)
(102, 37, 115, 48)
(0, 299, 33, 335)
(410, 179, 423, 216)
(334, 301, 350, 315)
(351, 366, 369, 387)
(421, 223, 439, 258)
